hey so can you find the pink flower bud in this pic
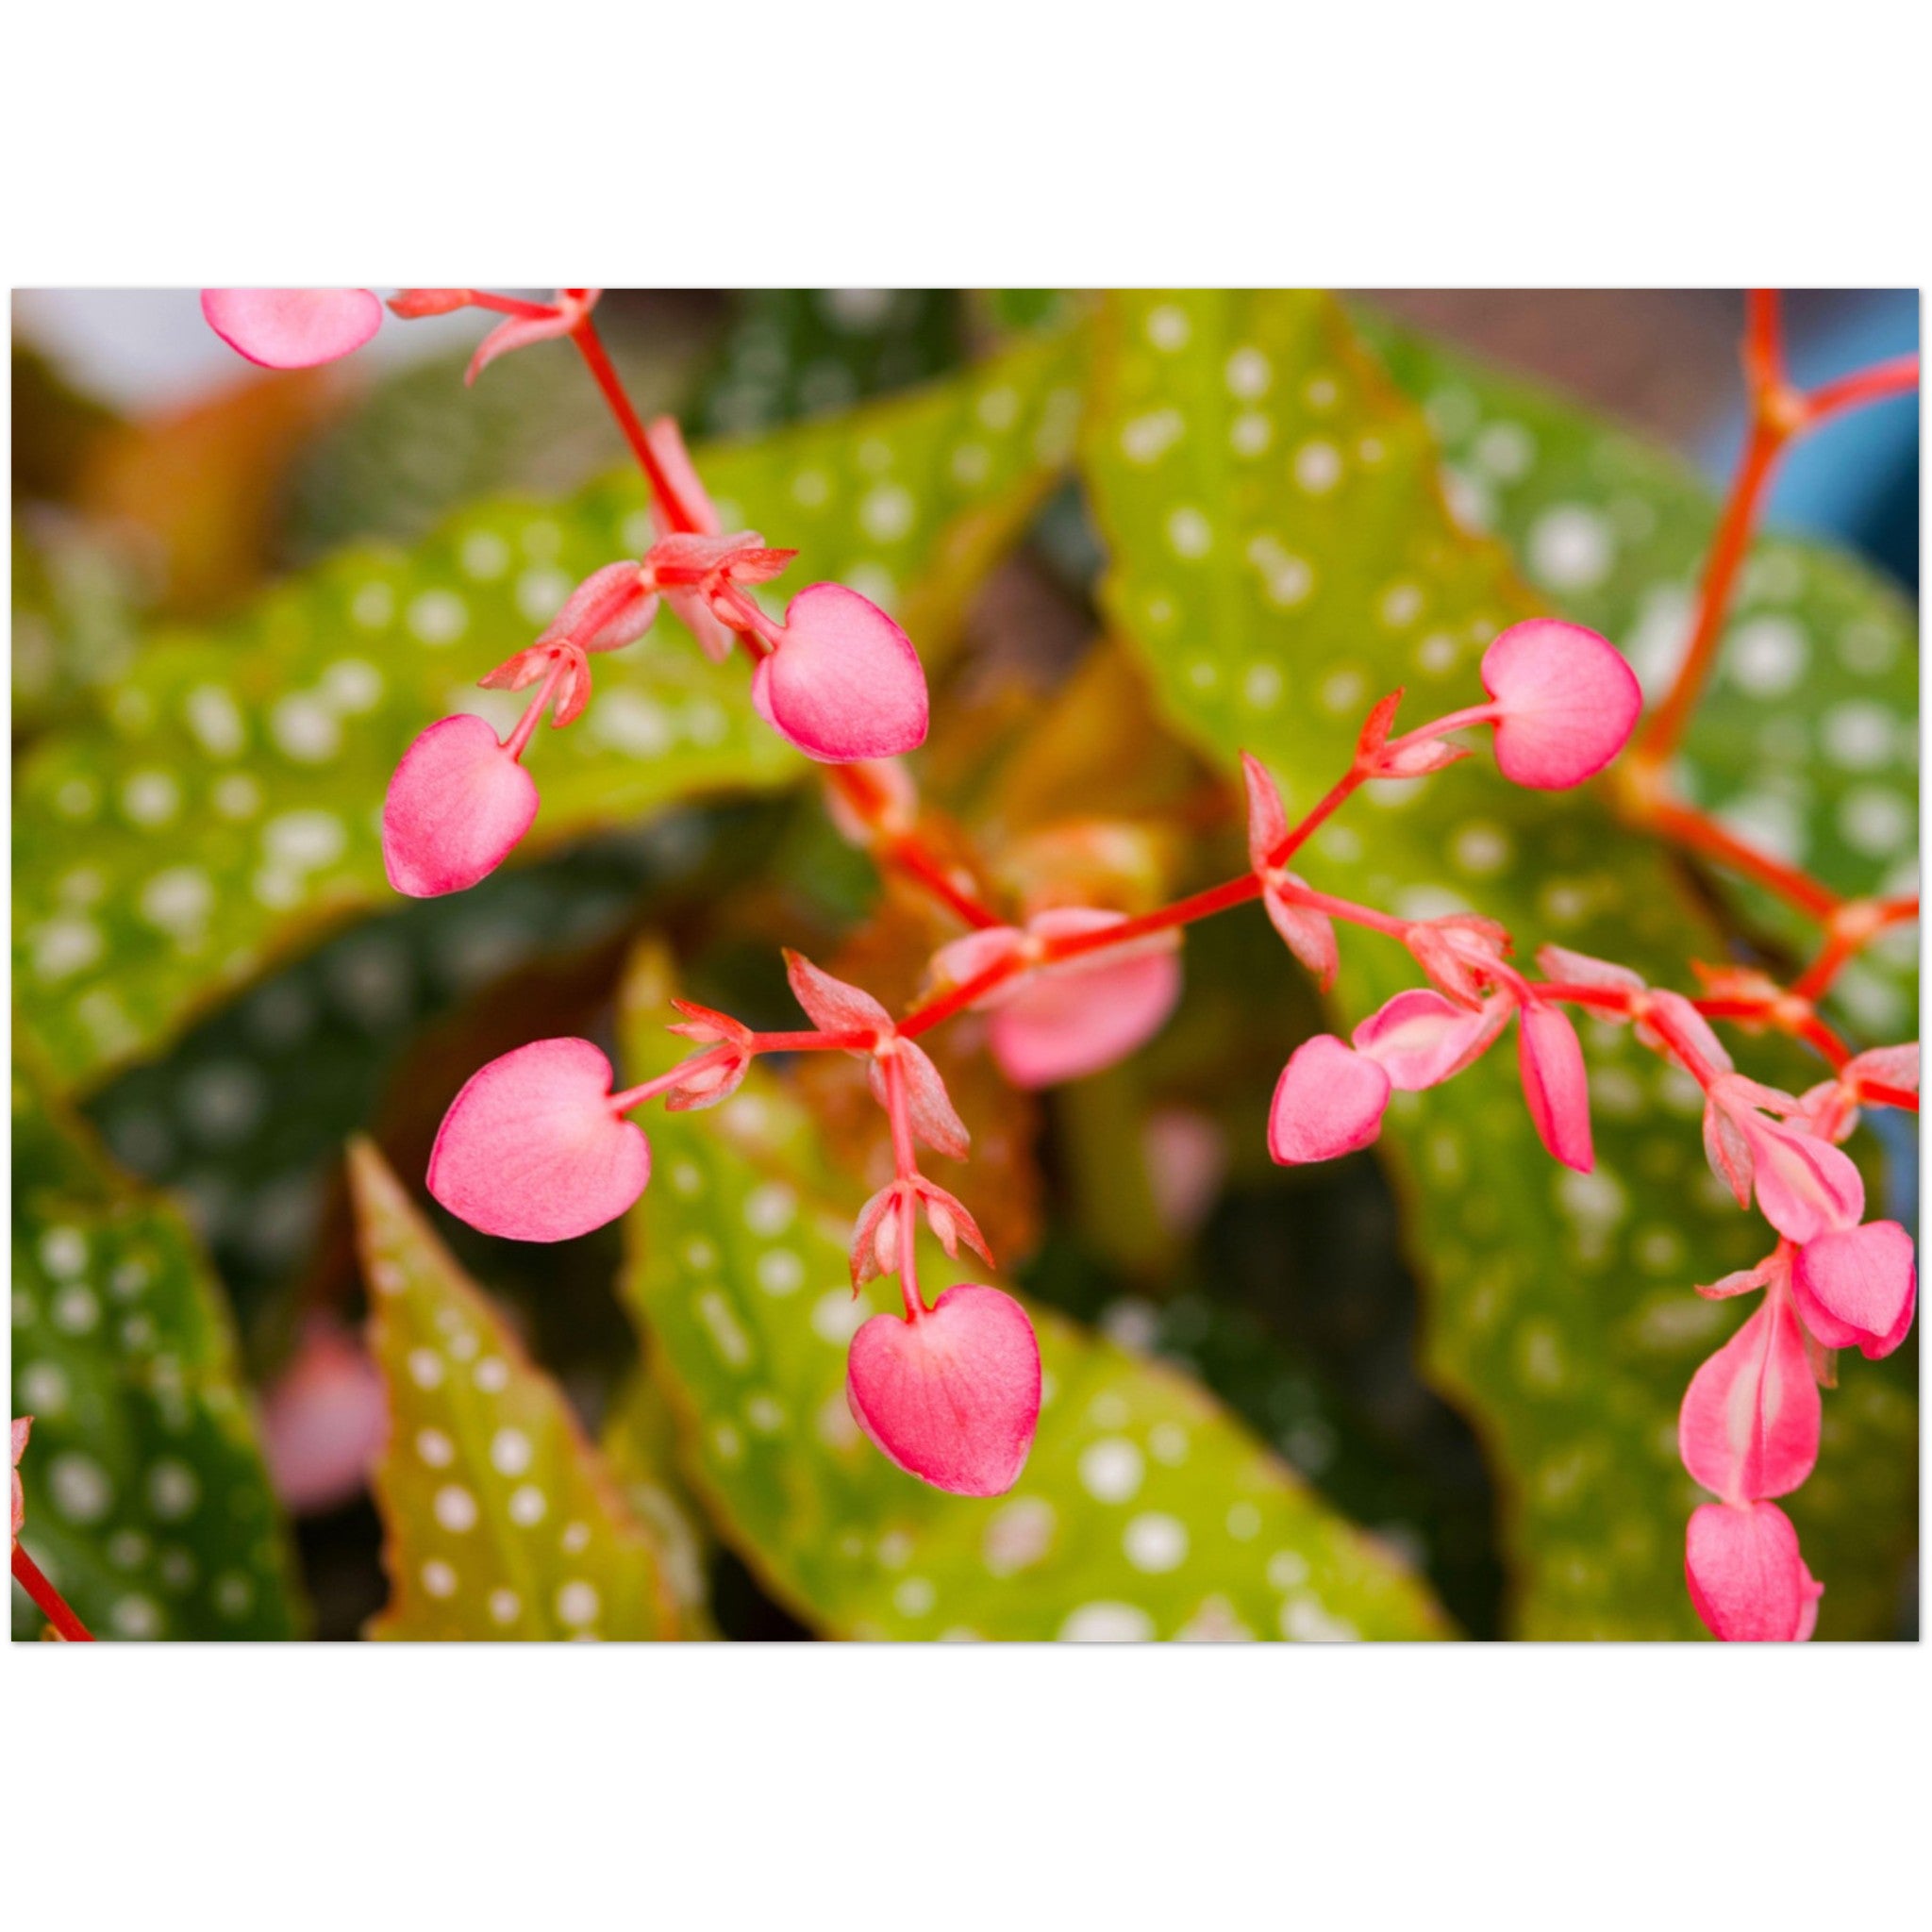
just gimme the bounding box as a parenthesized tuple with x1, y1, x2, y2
(1792, 1221, 1917, 1360)
(849, 1178, 992, 1288)
(427, 1038, 651, 1242)
(1685, 1500, 1822, 1641)
(1736, 1108, 1865, 1245)
(201, 288, 383, 369)
(1679, 1291, 1819, 1503)
(389, 288, 473, 318)
(382, 714, 540, 899)
(751, 583, 929, 763)
(1518, 1000, 1593, 1173)
(663, 1002, 755, 1112)
(1479, 619, 1641, 790)
(845, 1283, 1041, 1496)
(1268, 1036, 1391, 1164)
(259, 1321, 388, 1516)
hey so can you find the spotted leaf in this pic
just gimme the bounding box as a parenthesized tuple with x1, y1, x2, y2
(9, 1047, 303, 1641)
(16, 325, 1088, 1091)
(350, 1139, 683, 1641)
(1081, 291, 1915, 1637)
(615, 943, 1447, 1641)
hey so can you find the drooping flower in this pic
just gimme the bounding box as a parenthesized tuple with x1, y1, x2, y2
(1792, 1221, 1917, 1360)
(845, 1283, 1041, 1497)
(1685, 1500, 1822, 1641)
(1701, 1074, 1866, 1245)
(1479, 619, 1642, 790)
(258, 1321, 389, 1516)
(642, 417, 739, 661)
(928, 908, 1184, 1091)
(1517, 1000, 1593, 1173)
(1679, 1287, 1820, 1503)
(201, 288, 384, 369)
(427, 1038, 651, 1242)
(381, 714, 541, 898)
(751, 583, 930, 763)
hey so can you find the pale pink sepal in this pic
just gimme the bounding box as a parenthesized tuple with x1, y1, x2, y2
(1518, 1001, 1593, 1173)
(11, 1416, 29, 1550)
(465, 290, 599, 387)
(1685, 1500, 1822, 1642)
(1678, 1292, 1820, 1503)
(783, 950, 892, 1041)
(1269, 1037, 1391, 1165)
(259, 1321, 389, 1516)
(752, 583, 929, 763)
(427, 1038, 650, 1242)
(1352, 989, 1501, 1091)
(382, 714, 540, 899)
(845, 1284, 1041, 1496)
(870, 1041, 972, 1161)
(1480, 619, 1641, 790)
(1534, 944, 1645, 1001)
(1792, 1221, 1917, 1360)
(201, 289, 383, 369)
(984, 909, 1182, 1091)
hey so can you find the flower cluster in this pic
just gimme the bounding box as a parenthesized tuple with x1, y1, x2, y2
(192, 289, 1919, 1641)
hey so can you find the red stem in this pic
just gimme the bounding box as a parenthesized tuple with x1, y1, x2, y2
(1805, 355, 1920, 425)
(569, 315, 697, 530)
(11, 1545, 94, 1641)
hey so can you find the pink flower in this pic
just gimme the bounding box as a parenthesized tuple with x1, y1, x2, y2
(1518, 1000, 1593, 1173)
(1269, 988, 1511, 1167)
(1269, 1036, 1392, 1164)
(1701, 1074, 1866, 1245)
(1679, 1287, 1820, 1503)
(427, 1038, 651, 1242)
(661, 1002, 756, 1112)
(1479, 619, 1642, 790)
(849, 1176, 993, 1287)
(642, 417, 739, 662)
(11, 1416, 30, 1552)
(1685, 1500, 1822, 1642)
(845, 1283, 1041, 1497)
(201, 289, 384, 369)
(1792, 1221, 1917, 1360)
(259, 1321, 389, 1516)
(382, 714, 541, 898)
(930, 908, 1184, 1090)
(751, 583, 929, 763)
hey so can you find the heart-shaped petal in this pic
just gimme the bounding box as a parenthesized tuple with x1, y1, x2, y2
(846, 1284, 1041, 1497)
(1268, 1036, 1391, 1164)
(752, 582, 928, 762)
(1685, 1500, 1821, 1642)
(382, 713, 540, 899)
(1678, 1292, 1819, 1503)
(201, 289, 383, 369)
(1792, 1221, 1917, 1359)
(427, 1038, 650, 1242)
(1480, 618, 1641, 790)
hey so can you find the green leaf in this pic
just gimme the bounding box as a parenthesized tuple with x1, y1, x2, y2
(1360, 309, 1919, 1036)
(1081, 291, 1915, 1637)
(9, 1044, 304, 1640)
(14, 326, 1089, 1094)
(349, 1139, 684, 1641)
(615, 943, 1448, 1641)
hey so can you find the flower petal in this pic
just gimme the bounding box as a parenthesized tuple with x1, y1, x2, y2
(1241, 751, 1289, 869)
(870, 1040, 971, 1160)
(1792, 1221, 1917, 1360)
(1741, 1113, 1865, 1245)
(1685, 1500, 1821, 1642)
(11, 1415, 30, 1548)
(1518, 1001, 1593, 1173)
(381, 714, 539, 899)
(845, 1284, 1041, 1496)
(1480, 618, 1642, 789)
(752, 583, 928, 762)
(1352, 988, 1500, 1091)
(1678, 1293, 1819, 1503)
(201, 289, 383, 369)
(427, 1038, 650, 1242)
(1263, 884, 1339, 990)
(258, 1321, 388, 1516)
(1268, 1037, 1391, 1164)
